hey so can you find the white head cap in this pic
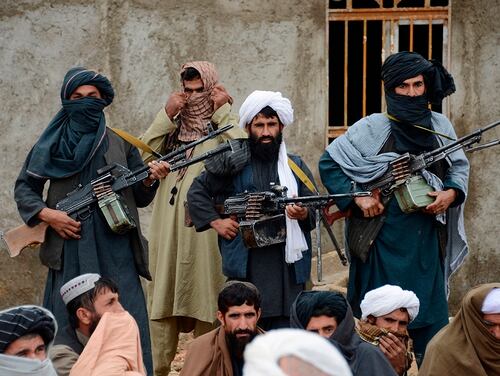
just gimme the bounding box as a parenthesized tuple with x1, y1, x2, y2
(60, 273, 101, 306)
(243, 328, 352, 376)
(481, 288, 500, 314)
(238, 90, 294, 129)
(360, 284, 420, 322)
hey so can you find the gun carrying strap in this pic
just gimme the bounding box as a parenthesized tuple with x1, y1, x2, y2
(109, 127, 162, 158)
(287, 157, 318, 194)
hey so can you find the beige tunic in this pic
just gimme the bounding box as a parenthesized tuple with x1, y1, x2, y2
(141, 103, 246, 322)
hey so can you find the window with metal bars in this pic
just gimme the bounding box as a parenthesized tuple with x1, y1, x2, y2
(327, 0, 450, 142)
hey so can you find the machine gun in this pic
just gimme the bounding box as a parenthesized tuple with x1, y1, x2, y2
(223, 185, 371, 249)
(324, 119, 500, 224)
(0, 125, 234, 257)
(364, 119, 499, 213)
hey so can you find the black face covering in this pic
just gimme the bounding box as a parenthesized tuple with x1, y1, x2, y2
(381, 51, 456, 153)
(385, 91, 437, 153)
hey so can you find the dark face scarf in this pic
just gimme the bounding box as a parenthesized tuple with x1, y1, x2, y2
(26, 67, 114, 179)
(385, 90, 436, 153)
(381, 51, 455, 154)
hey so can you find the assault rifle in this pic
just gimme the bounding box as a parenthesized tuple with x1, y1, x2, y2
(0, 125, 234, 257)
(223, 185, 371, 249)
(324, 119, 500, 224)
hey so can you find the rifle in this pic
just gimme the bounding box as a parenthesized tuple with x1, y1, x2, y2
(0, 125, 234, 257)
(323, 120, 500, 224)
(223, 185, 371, 249)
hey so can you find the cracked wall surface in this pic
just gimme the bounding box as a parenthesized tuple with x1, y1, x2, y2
(0, 0, 498, 314)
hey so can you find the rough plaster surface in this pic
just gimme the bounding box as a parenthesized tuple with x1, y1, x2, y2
(0, 0, 327, 309)
(447, 0, 500, 312)
(0, 0, 497, 316)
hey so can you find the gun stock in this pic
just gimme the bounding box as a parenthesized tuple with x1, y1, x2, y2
(0, 222, 48, 257)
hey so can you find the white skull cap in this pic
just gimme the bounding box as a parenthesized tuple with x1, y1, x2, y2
(60, 273, 101, 305)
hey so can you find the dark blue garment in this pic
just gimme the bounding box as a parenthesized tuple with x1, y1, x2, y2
(40, 141, 153, 375)
(26, 68, 114, 179)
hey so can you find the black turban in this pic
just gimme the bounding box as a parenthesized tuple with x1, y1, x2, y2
(381, 51, 455, 105)
(0, 306, 57, 353)
(292, 291, 348, 329)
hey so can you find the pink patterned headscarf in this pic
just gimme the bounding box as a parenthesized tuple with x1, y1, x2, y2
(178, 61, 222, 142)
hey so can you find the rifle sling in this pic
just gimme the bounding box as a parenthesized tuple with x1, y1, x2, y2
(287, 158, 317, 194)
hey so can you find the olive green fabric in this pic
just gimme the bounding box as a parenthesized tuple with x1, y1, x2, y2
(141, 103, 246, 323)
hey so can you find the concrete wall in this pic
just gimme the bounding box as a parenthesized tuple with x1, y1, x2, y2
(0, 0, 498, 313)
(447, 0, 500, 311)
(0, 0, 328, 308)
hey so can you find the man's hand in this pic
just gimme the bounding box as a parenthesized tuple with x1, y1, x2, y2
(354, 196, 384, 218)
(210, 84, 231, 111)
(38, 208, 81, 240)
(210, 218, 239, 240)
(424, 188, 457, 215)
(165, 92, 187, 120)
(378, 333, 407, 375)
(144, 160, 170, 187)
(286, 203, 308, 221)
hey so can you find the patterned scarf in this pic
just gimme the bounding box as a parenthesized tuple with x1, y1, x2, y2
(178, 61, 221, 142)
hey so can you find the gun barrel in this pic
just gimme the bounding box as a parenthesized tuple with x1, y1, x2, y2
(280, 191, 371, 206)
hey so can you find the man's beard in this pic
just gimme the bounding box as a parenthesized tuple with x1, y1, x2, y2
(88, 312, 102, 336)
(226, 329, 258, 359)
(249, 132, 283, 162)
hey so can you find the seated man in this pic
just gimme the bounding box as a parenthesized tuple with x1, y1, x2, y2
(0, 305, 57, 375)
(180, 281, 264, 376)
(49, 273, 126, 375)
(419, 283, 500, 376)
(243, 328, 352, 376)
(290, 290, 397, 376)
(358, 285, 420, 375)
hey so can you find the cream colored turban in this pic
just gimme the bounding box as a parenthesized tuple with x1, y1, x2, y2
(360, 284, 420, 322)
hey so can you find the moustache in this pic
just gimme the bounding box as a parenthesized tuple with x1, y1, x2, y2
(233, 329, 253, 336)
(258, 136, 275, 143)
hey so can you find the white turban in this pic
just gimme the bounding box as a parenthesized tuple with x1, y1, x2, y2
(238, 90, 293, 129)
(481, 288, 500, 314)
(243, 328, 352, 376)
(238, 90, 307, 263)
(360, 285, 420, 322)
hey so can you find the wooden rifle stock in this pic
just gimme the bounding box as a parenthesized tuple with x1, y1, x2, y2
(0, 222, 48, 257)
(322, 189, 381, 225)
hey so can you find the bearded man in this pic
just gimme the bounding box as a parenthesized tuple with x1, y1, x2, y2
(14, 68, 169, 375)
(319, 51, 470, 364)
(358, 285, 420, 375)
(180, 281, 263, 376)
(188, 90, 316, 330)
(140, 61, 246, 375)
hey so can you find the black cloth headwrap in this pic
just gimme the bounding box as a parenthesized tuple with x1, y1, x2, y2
(290, 290, 348, 330)
(0, 306, 56, 353)
(381, 52, 455, 153)
(26, 67, 115, 179)
(290, 291, 359, 363)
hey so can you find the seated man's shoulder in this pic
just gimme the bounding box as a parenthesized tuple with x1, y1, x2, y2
(187, 327, 221, 351)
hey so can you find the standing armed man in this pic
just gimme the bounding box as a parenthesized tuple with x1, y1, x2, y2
(188, 90, 316, 330)
(319, 52, 469, 364)
(14, 67, 169, 375)
(140, 61, 246, 375)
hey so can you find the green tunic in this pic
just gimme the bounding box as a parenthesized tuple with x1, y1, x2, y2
(141, 104, 246, 322)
